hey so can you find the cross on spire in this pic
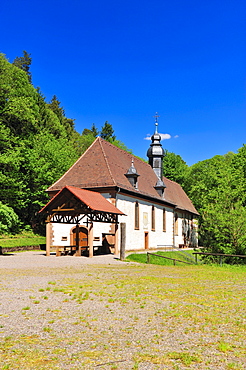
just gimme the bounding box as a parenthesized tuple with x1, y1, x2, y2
(153, 112, 160, 133)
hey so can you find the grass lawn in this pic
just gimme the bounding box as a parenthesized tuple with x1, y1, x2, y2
(126, 250, 199, 266)
(0, 261, 245, 369)
(0, 231, 45, 249)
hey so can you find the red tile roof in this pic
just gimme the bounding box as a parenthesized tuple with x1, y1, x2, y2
(47, 137, 199, 215)
(40, 185, 125, 215)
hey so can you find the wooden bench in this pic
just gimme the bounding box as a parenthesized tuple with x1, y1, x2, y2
(55, 245, 78, 257)
(55, 245, 91, 256)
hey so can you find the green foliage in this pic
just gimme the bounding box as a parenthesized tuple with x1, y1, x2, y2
(0, 54, 39, 138)
(0, 201, 20, 234)
(0, 54, 79, 231)
(47, 94, 76, 138)
(184, 149, 246, 256)
(75, 132, 96, 156)
(12, 50, 32, 83)
(79, 122, 132, 154)
(162, 150, 188, 186)
(48, 95, 65, 121)
(91, 123, 99, 137)
(82, 123, 99, 137)
(0, 53, 133, 233)
(5, 133, 78, 226)
(108, 137, 133, 153)
(100, 121, 116, 141)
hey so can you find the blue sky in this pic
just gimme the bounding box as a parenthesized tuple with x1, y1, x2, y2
(1, 0, 245, 165)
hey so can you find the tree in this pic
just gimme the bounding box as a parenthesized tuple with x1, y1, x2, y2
(162, 150, 188, 186)
(0, 54, 80, 230)
(47, 95, 76, 138)
(100, 121, 116, 141)
(12, 50, 32, 83)
(0, 54, 39, 138)
(82, 123, 99, 137)
(75, 132, 96, 156)
(184, 152, 246, 256)
(48, 95, 65, 122)
(108, 138, 133, 153)
(91, 123, 99, 137)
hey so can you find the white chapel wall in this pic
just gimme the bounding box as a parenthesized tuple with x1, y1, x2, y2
(173, 211, 184, 247)
(116, 193, 174, 251)
(50, 192, 194, 250)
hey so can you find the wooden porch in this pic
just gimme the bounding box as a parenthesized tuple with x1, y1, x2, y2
(39, 186, 125, 258)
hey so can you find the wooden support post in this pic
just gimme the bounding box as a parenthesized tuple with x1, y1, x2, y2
(89, 223, 93, 258)
(46, 222, 51, 257)
(114, 222, 119, 255)
(75, 224, 81, 256)
(120, 223, 126, 261)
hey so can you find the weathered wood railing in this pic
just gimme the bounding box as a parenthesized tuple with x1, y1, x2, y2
(147, 252, 195, 265)
(192, 252, 246, 266)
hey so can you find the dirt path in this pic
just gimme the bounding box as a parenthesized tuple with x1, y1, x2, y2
(0, 252, 245, 369)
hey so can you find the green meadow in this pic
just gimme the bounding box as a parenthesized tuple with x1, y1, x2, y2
(0, 232, 45, 249)
(126, 250, 198, 266)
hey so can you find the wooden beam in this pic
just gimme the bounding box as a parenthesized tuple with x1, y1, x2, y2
(120, 223, 126, 261)
(114, 221, 119, 255)
(51, 208, 75, 212)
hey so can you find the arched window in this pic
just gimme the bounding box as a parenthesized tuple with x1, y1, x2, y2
(174, 213, 178, 235)
(135, 202, 139, 230)
(163, 209, 166, 232)
(151, 206, 155, 231)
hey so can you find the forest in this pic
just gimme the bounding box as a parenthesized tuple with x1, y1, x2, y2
(0, 52, 245, 256)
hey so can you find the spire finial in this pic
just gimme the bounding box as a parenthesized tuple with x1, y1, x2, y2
(153, 112, 160, 133)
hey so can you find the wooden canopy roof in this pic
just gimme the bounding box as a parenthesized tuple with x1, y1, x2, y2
(39, 185, 125, 224)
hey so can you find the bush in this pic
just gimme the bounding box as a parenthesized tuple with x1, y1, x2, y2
(0, 201, 20, 234)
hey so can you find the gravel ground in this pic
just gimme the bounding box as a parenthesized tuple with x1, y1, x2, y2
(0, 252, 245, 370)
(0, 251, 124, 269)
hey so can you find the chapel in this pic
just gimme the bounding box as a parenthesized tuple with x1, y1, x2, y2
(40, 122, 199, 256)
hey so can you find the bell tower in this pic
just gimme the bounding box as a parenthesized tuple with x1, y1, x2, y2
(147, 113, 166, 196)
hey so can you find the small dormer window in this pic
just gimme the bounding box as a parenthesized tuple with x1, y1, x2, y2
(125, 159, 140, 189)
(154, 178, 166, 197)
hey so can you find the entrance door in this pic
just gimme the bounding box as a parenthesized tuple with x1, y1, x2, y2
(144, 232, 149, 250)
(72, 227, 88, 249)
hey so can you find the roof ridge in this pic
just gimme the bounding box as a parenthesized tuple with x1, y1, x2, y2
(46, 138, 99, 191)
(99, 136, 151, 169)
(98, 138, 117, 186)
